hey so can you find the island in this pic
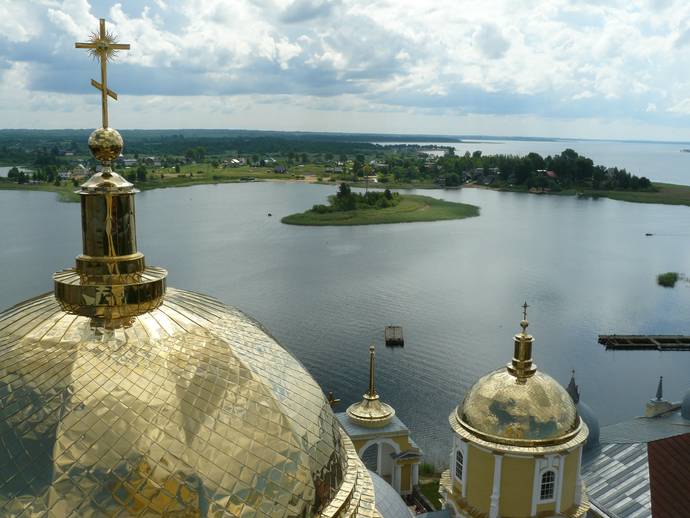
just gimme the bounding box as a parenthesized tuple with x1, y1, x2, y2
(281, 183, 479, 226)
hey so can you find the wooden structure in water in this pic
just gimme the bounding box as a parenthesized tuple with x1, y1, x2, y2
(384, 326, 404, 346)
(598, 335, 690, 351)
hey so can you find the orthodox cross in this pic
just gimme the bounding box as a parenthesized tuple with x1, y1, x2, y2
(522, 301, 529, 321)
(75, 18, 130, 128)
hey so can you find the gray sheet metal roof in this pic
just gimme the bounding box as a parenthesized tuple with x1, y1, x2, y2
(335, 412, 410, 438)
(582, 442, 651, 518)
(599, 413, 690, 444)
(368, 470, 414, 518)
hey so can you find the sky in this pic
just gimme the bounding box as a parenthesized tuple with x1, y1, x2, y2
(1, 0, 690, 140)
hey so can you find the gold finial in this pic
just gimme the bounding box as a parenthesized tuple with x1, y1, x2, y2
(507, 301, 537, 382)
(53, 23, 166, 329)
(368, 344, 377, 398)
(345, 344, 395, 428)
(76, 18, 130, 130)
(520, 301, 529, 334)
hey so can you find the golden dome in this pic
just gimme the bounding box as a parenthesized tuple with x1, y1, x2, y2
(451, 307, 583, 448)
(457, 369, 579, 446)
(0, 289, 378, 517)
(88, 127, 123, 162)
(346, 345, 395, 428)
(0, 18, 383, 517)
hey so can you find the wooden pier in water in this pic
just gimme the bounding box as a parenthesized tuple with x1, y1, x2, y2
(598, 335, 690, 351)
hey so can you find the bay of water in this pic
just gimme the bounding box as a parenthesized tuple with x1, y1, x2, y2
(375, 139, 690, 186)
(2, 182, 690, 465)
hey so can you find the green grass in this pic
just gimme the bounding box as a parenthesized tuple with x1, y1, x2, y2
(0, 181, 79, 202)
(588, 183, 690, 206)
(281, 194, 480, 226)
(657, 272, 680, 288)
(419, 480, 442, 510)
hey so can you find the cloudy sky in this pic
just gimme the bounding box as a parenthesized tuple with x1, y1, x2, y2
(2, 0, 690, 140)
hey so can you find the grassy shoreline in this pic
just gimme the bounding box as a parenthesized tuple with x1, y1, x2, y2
(281, 194, 480, 226)
(2, 169, 690, 208)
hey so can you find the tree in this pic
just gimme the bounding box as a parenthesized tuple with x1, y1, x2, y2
(136, 165, 147, 182)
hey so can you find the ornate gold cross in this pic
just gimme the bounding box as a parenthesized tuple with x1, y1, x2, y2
(75, 18, 130, 128)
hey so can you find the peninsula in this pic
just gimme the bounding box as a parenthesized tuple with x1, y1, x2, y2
(2, 129, 690, 207)
(281, 183, 479, 226)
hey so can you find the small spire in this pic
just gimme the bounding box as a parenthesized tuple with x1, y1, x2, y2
(368, 344, 377, 398)
(567, 369, 580, 404)
(507, 301, 537, 382)
(346, 343, 395, 428)
(327, 390, 341, 409)
(656, 376, 663, 401)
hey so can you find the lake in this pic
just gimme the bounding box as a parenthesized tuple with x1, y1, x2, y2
(374, 139, 690, 186)
(1, 182, 690, 465)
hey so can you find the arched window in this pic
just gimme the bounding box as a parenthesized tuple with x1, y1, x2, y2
(540, 470, 556, 501)
(455, 450, 464, 481)
(361, 444, 379, 472)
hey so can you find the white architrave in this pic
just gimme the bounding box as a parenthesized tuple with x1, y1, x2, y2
(556, 453, 565, 512)
(531, 455, 562, 515)
(489, 454, 503, 518)
(452, 436, 469, 497)
(575, 447, 583, 505)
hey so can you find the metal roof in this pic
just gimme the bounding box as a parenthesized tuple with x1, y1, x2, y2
(648, 433, 690, 518)
(582, 442, 651, 518)
(599, 412, 690, 444)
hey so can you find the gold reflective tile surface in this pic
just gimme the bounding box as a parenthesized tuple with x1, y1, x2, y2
(0, 289, 376, 517)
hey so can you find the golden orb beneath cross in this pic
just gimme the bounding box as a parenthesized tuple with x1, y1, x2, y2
(88, 127, 123, 162)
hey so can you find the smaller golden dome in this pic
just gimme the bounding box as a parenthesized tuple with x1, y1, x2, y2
(458, 369, 579, 446)
(453, 306, 583, 447)
(88, 127, 123, 162)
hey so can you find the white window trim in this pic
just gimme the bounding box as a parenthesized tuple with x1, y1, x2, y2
(531, 455, 562, 514)
(453, 436, 469, 497)
(539, 469, 557, 503)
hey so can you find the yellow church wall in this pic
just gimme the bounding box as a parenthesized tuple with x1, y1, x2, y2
(536, 500, 556, 514)
(400, 465, 411, 491)
(392, 435, 411, 451)
(498, 455, 534, 517)
(560, 448, 580, 510)
(465, 445, 493, 513)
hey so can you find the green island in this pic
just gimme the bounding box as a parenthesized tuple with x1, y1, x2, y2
(2, 129, 690, 207)
(657, 272, 681, 288)
(281, 183, 479, 226)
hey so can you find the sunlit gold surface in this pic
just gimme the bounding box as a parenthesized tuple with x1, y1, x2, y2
(457, 369, 580, 447)
(454, 310, 582, 448)
(75, 18, 130, 129)
(0, 289, 378, 517)
(88, 127, 124, 162)
(346, 346, 394, 428)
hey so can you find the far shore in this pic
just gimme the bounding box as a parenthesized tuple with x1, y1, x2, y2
(1, 172, 690, 208)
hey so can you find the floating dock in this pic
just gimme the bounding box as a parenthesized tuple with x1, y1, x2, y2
(598, 335, 690, 351)
(385, 326, 404, 346)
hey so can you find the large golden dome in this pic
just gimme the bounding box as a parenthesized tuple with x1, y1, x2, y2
(0, 19, 381, 517)
(0, 289, 375, 516)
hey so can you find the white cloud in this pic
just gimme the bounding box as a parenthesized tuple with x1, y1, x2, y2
(2, 0, 690, 139)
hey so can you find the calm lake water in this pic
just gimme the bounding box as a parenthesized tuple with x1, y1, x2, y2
(2, 182, 690, 465)
(375, 139, 690, 186)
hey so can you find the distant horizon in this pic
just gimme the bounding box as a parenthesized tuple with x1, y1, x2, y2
(3, 127, 690, 146)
